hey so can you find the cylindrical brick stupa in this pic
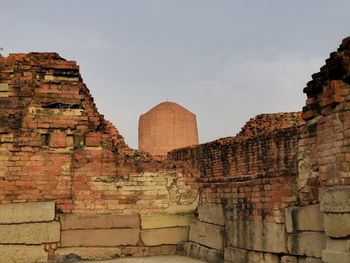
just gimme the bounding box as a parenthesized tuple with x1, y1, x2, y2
(138, 101, 199, 156)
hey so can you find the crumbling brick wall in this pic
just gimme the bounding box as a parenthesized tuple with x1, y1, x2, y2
(170, 113, 302, 262)
(174, 37, 350, 263)
(2, 37, 350, 263)
(170, 124, 301, 223)
(0, 53, 199, 215)
(298, 37, 350, 263)
(238, 112, 303, 138)
(0, 53, 200, 262)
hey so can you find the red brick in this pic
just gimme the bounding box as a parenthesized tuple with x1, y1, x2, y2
(85, 132, 102, 147)
(50, 133, 67, 148)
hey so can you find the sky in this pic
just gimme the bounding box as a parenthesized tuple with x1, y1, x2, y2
(1, 1, 349, 148)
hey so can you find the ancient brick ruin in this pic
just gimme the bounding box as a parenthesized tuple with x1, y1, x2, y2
(0, 38, 350, 263)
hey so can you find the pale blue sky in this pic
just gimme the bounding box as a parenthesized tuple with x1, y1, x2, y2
(1, 1, 349, 148)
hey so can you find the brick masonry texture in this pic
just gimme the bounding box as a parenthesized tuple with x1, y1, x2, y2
(169, 125, 300, 224)
(237, 112, 303, 139)
(0, 53, 199, 215)
(1, 37, 350, 263)
(170, 37, 350, 263)
(0, 52, 199, 262)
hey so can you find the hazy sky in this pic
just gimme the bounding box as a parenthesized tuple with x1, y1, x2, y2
(1, 1, 349, 148)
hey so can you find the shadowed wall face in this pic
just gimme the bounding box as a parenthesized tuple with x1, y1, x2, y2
(139, 102, 199, 156)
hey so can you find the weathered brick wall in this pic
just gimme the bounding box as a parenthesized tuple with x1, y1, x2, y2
(0, 53, 200, 262)
(0, 202, 59, 263)
(238, 112, 303, 138)
(0, 53, 199, 215)
(173, 117, 328, 263)
(300, 37, 350, 192)
(3, 37, 350, 263)
(299, 37, 350, 263)
(175, 38, 350, 263)
(171, 114, 302, 263)
(170, 120, 300, 223)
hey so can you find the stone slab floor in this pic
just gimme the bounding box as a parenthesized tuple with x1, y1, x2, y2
(75, 255, 206, 263)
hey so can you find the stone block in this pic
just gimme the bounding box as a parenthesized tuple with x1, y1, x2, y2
(182, 242, 223, 263)
(322, 250, 350, 263)
(324, 212, 350, 238)
(226, 220, 287, 253)
(0, 245, 47, 263)
(1, 133, 14, 143)
(198, 203, 225, 225)
(60, 214, 140, 230)
(298, 205, 324, 231)
(0, 222, 60, 244)
(224, 247, 247, 263)
(285, 206, 296, 233)
(44, 75, 79, 82)
(61, 109, 82, 116)
(249, 251, 280, 263)
(54, 247, 121, 261)
(287, 232, 326, 258)
(325, 237, 348, 252)
(224, 247, 279, 263)
(61, 229, 139, 247)
(164, 193, 199, 214)
(281, 256, 298, 263)
(286, 205, 324, 233)
(176, 241, 187, 256)
(305, 258, 323, 263)
(141, 213, 194, 229)
(122, 245, 176, 257)
(141, 227, 189, 246)
(320, 186, 350, 212)
(189, 220, 224, 251)
(0, 201, 55, 224)
(0, 83, 9, 91)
